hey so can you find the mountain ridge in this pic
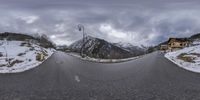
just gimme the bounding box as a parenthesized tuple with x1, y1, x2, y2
(0, 32, 55, 48)
(69, 36, 146, 59)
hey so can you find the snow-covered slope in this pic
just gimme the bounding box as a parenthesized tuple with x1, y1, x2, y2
(165, 42, 200, 73)
(69, 36, 96, 52)
(192, 39, 200, 45)
(113, 42, 147, 56)
(0, 40, 54, 73)
(69, 36, 132, 59)
(0, 32, 55, 48)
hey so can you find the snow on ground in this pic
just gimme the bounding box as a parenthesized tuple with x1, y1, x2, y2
(68, 52, 142, 63)
(165, 44, 200, 73)
(192, 40, 200, 45)
(0, 40, 54, 73)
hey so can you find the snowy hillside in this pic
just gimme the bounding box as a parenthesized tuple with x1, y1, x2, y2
(69, 36, 132, 59)
(0, 40, 54, 73)
(69, 36, 96, 52)
(113, 42, 147, 56)
(165, 43, 200, 73)
(0, 32, 55, 48)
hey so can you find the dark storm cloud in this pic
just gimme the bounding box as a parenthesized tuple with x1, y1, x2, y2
(0, 0, 200, 45)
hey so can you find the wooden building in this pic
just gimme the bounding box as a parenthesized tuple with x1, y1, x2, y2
(160, 38, 190, 52)
(168, 38, 190, 51)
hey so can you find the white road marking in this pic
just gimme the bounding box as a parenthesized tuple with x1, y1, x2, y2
(75, 75, 80, 82)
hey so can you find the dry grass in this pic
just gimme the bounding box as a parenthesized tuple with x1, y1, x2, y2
(17, 52, 26, 56)
(42, 50, 48, 56)
(20, 42, 26, 46)
(8, 60, 23, 67)
(177, 53, 197, 63)
(190, 53, 200, 57)
(29, 47, 35, 51)
(20, 42, 32, 47)
(0, 64, 6, 67)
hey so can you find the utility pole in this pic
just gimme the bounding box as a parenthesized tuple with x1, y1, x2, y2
(77, 24, 86, 58)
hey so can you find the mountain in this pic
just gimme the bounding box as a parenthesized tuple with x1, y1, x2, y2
(56, 45, 70, 52)
(189, 33, 200, 41)
(0, 32, 55, 48)
(69, 36, 133, 59)
(112, 42, 147, 56)
(0, 32, 34, 40)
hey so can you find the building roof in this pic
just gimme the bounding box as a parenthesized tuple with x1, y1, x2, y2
(168, 38, 189, 43)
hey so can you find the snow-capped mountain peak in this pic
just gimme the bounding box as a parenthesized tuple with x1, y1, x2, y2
(69, 36, 146, 59)
(69, 36, 134, 59)
(113, 42, 146, 55)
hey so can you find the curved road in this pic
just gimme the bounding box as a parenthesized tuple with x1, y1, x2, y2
(0, 51, 200, 100)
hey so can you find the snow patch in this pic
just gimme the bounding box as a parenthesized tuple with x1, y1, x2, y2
(165, 43, 200, 73)
(0, 40, 54, 73)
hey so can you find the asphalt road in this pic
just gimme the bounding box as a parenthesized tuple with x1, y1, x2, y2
(0, 51, 200, 100)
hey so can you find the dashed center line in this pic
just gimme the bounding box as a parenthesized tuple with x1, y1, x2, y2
(75, 75, 80, 82)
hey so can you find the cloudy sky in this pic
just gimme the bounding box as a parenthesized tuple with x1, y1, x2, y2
(0, 0, 200, 46)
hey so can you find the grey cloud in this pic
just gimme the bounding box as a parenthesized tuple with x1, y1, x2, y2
(0, 0, 200, 45)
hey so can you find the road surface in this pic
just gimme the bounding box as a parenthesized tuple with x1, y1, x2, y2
(0, 51, 200, 100)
